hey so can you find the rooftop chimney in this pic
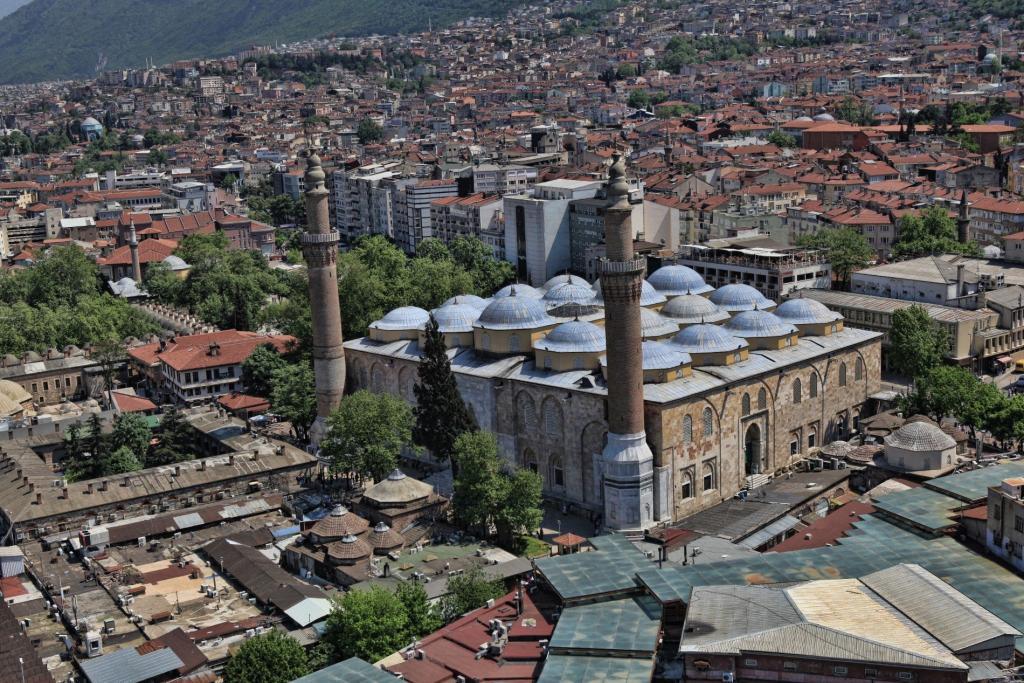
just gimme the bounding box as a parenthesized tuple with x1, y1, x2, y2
(35, 492, 41, 505)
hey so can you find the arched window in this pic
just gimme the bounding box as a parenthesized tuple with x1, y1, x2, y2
(757, 388, 766, 410)
(524, 448, 539, 476)
(741, 393, 751, 416)
(542, 397, 562, 436)
(680, 470, 694, 499)
(810, 372, 818, 398)
(683, 415, 693, 444)
(855, 357, 864, 381)
(516, 393, 537, 432)
(839, 362, 847, 387)
(702, 407, 713, 437)
(550, 456, 564, 487)
(702, 462, 716, 492)
(793, 377, 802, 404)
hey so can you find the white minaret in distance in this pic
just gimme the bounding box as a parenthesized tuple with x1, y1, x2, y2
(301, 151, 346, 446)
(599, 155, 656, 532)
(129, 221, 142, 283)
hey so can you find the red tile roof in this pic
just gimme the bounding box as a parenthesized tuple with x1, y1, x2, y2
(111, 390, 157, 413)
(128, 330, 295, 371)
(771, 500, 876, 552)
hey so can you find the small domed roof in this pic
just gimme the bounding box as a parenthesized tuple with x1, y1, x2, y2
(371, 306, 430, 331)
(428, 303, 481, 333)
(476, 293, 555, 330)
(640, 308, 679, 339)
(0, 379, 31, 406)
(542, 274, 589, 290)
(309, 505, 370, 539)
(795, 116, 814, 122)
(723, 310, 797, 338)
(493, 283, 543, 299)
(884, 421, 956, 452)
(2, 354, 18, 366)
(535, 320, 606, 353)
(591, 279, 667, 307)
(647, 265, 713, 296)
(367, 522, 405, 552)
(775, 298, 843, 325)
(363, 469, 434, 505)
(82, 116, 102, 127)
(603, 341, 692, 372)
(543, 281, 595, 309)
(327, 534, 372, 562)
(443, 294, 489, 310)
(162, 255, 190, 271)
(812, 112, 835, 122)
(661, 294, 730, 324)
(21, 350, 41, 363)
(708, 284, 775, 312)
(670, 323, 748, 354)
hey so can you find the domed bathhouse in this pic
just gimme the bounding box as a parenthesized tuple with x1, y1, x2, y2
(882, 420, 958, 476)
(80, 116, 104, 141)
(345, 168, 882, 528)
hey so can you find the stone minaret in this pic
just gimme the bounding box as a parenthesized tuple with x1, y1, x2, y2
(958, 189, 971, 244)
(600, 155, 657, 532)
(301, 151, 346, 446)
(128, 221, 142, 282)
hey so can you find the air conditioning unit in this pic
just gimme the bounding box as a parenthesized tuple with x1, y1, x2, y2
(723, 674, 736, 683)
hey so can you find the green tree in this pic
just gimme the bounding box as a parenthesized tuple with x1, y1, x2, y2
(357, 118, 384, 144)
(627, 89, 651, 110)
(835, 96, 877, 126)
(148, 407, 193, 467)
(797, 228, 874, 287)
(766, 130, 797, 148)
(451, 431, 503, 535)
(220, 173, 238, 192)
(321, 390, 414, 480)
(223, 630, 310, 683)
(904, 365, 1004, 440)
(889, 305, 949, 380)
(894, 206, 979, 258)
(494, 467, 544, 549)
(990, 394, 1024, 450)
(324, 587, 410, 663)
(450, 236, 514, 294)
(440, 566, 505, 622)
(395, 580, 441, 638)
(25, 245, 98, 307)
(413, 316, 477, 464)
(110, 412, 151, 460)
(271, 363, 317, 443)
(101, 446, 142, 475)
(616, 63, 637, 79)
(241, 344, 288, 396)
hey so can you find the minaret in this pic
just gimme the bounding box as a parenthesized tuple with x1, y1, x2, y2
(600, 155, 657, 532)
(957, 189, 971, 244)
(301, 151, 346, 446)
(128, 221, 142, 282)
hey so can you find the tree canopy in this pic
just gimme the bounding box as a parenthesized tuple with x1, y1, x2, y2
(223, 630, 310, 683)
(796, 228, 874, 286)
(894, 206, 979, 258)
(323, 586, 411, 663)
(413, 316, 477, 464)
(321, 390, 414, 480)
(889, 305, 949, 380)
(241, 344, 289, 397)
(270, 362, 317, 443)
(440, 566, 506, 622)
(64, 412, 152, 481)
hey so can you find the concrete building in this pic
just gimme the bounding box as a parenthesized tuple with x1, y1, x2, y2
(988, 477, 1024, 574)
(470, 163, 537, 195)
(163, 181, 215, 213)
(851, 256, 985, 308)
(504, 179, 603, 286)
(391, 178, 457, 254)
(329, 162, 402, 246)
(430, 193, 503, 255)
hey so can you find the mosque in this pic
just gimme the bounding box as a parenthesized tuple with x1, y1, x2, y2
(336, 159, 883, 530)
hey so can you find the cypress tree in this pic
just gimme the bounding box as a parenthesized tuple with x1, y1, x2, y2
(413, 315, 476, 467)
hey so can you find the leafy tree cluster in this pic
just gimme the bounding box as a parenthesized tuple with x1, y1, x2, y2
(915, 99, 1014, 135)
(889, 305, 950, 381)
(321, 389, 414, 481)
(834, 96, 878, 126)
(766, 130, 797, 148)
(0, 246, 159, 356)
(223, 629, 310, 683)
(893, 206, 980, 258)
(63, 412, 151, 481)
(148, 407, 199, 467)
(0, 130, 32, 156)
(555, 0, 625, 36)
(322, 582, 441, 663)
(440, 566, 506, 622)
(357, 118, 384, 145)
(658, 35, 757, 72)
(964, 0, 1024, 20)
(143, 231, 287, 330)
(451, 431, 543, 551)
(243, 179, 305, 227)
(796, 228, 874, 287)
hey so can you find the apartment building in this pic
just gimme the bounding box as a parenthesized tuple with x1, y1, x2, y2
(329, 162, 402, 246)
(988, 477, 1024, 574)
(430, 193, 503, 254)
(391, 179, 457, 254)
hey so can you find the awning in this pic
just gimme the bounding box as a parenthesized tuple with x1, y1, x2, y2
(998, 356, 1013, 364)
(737, 515, 801, 549)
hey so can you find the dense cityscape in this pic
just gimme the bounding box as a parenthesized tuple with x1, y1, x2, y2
(1, 0, 1024, 681)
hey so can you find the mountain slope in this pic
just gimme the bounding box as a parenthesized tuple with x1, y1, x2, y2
(0, 0, 519, 84)
(0, 0, 30, 19)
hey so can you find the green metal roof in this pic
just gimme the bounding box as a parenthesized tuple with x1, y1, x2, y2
(550, 595, 662, 656)
(873, 486, 962, 531)
(924, 461, 1024, 503)
(534, 534, 652, 602)
(290, 657, 396, 683)
(537, 654, 655, 682)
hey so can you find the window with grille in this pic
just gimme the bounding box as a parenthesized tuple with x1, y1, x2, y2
(742, 393, 751, 415)
(702, 407, 713, 436)
(683, 415, 693, 444)
(793, 378, 802, 403)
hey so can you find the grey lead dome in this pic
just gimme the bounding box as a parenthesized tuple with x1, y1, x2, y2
(670, 323, 748, 353)
(723, 310, 798, 338)
(647, 264, 714, 296)
(775, 298, 843, 325)
(709, 283, 776, 312)
(884, 421, 956, 452)
(371, 306, 430, 331)
(661, 294, 730, 324)
(475, 293, 555, 330)
(534, 320, 606, 353)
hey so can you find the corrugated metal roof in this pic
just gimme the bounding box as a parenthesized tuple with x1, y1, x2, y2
(862, 563, 1021, 653)
(283, 597, 332, 627)
(172, 513, 204, 530)
(292, 657, 397, 683)
(79, 645, 184, 683)
(538, 654, 654, 682)
(738, 515, 801, 549)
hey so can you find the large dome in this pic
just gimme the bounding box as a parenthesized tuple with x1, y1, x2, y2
(493, 283, 543, 299)
(443, 294, 489, 310)
(642, 341, 692, 371)
(648, 265, 713, 296)
(723, 310, 797, 338)
(708, 284, 775, 312)
(535, 320, 606, 353)
(162, 255, 190, 271)
(542, 274, 589, 290)
(884, 422, 956, 452)
(429, 302, 481, 333)
(640, 308, 679, 339)
(543, 281, 596, 309)
(371, 306, 430, 331)
(661, 294, 730, 324)
(476, 293, 555, 330)
(592, 278, 667, 307)
(670, 323, 748, 354)
(774, 298, 843, 325)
